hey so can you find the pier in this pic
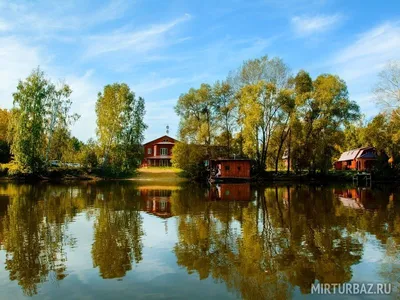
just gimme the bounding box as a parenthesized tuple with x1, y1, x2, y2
(352, 172, 372, 186)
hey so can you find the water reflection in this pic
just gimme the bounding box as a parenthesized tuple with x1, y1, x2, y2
(139, 187, 173, 218)
(0, 182, 399, 299)
(91, 185, 144, 279)
(0, 184, 76, 296)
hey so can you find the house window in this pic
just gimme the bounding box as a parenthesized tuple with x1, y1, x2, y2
(160, 148, 168, 155)
(147, 148, 152, 154)
(160, 200, 166, 210)
(225, 165, 230, 171)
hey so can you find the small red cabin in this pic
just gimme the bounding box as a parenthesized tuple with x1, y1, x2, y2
(209, 159, 251, 181)
(142, 135, 177, 167)
(334, 147, 377, 171)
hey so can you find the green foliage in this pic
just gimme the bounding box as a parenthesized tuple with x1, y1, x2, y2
(342, 109, 400, 176)
(78, 139, 99, 169)
(289, 72, 360, 173)
(10, 68, 77, 174)
(171, 142, 208, 180)
(96, 83, 147, 177)
(175, 84, 215, 146)
(175, 56, 366, 176)
(0, 161, 28, 176)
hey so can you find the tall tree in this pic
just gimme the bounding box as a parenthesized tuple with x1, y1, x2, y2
(96, 83, 147, 176)
(44, 82, 77, 163)
(292, 71, 360, 173)
(373, 60, 400, 116)
(11, 69, 49, 173)
(9, 68, 78, 174)
(272, 89, 295, 173)
(212, 81, 236, 156)
(238, 81, 283, 170)
(11, 68, 76, 173)
(175, 84, 215, 148)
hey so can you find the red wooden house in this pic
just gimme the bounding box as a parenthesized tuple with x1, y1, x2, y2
(209, 159, 252, 182)
(334, 147, 377, 171)
(142, 135, 177, 167)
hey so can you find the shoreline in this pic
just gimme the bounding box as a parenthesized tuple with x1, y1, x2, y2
(1, 174, 398, 185)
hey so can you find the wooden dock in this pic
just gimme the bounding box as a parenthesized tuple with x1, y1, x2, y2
(352, 172, 372, 186)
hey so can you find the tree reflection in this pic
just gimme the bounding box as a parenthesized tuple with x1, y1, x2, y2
(172, 184, 400, 298)
(91, 185, 144, 279)
(0, 182, 399, 298)
(0, 184, 82, 296)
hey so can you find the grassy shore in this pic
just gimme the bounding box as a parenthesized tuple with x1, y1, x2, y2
(130, 167, 187, 186)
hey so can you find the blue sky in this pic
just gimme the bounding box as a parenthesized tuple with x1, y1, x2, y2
(0, 0, 400, 142)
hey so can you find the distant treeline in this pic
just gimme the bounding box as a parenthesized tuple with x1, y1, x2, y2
(0, 68, 147, 178)
(172, 56, 400, 179)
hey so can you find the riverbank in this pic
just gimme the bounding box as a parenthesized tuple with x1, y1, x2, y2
(253, 170, 400, 185)
(1, 164, 398, 185)
(0, 165, 188, 184)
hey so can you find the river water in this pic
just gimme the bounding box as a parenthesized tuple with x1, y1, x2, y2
(0, 182, 399, 299)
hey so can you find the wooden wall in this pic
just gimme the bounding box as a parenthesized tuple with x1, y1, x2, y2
(220, 160, 251, 178)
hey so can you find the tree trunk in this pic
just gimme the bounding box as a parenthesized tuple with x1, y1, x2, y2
(287, 128, 291, 174)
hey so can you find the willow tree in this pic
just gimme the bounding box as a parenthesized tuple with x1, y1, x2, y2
(96, 83, 147, 176)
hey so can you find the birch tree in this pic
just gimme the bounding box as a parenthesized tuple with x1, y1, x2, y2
(373, 60, 400, 116)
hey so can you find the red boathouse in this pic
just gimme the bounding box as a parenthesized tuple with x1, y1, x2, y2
(334, 147, 377, 171)
(142, 135, 177, 167)
(208, 159, 252, 182)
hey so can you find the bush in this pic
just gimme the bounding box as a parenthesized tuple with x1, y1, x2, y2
(0, 161, 29, 177)
(171, 142, 208, 181)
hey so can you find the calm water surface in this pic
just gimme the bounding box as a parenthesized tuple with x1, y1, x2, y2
(0, 182, 399, 299)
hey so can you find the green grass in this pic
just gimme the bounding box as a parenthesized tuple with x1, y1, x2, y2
(138, 166, 183, 173)
(131, 166, 187, 185)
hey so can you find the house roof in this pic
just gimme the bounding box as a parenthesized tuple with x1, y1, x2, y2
(338, 197, 364, 209)
(337, 147, 374, 162)
(143, 135, 177, 146)
(359, 152, 377, 159)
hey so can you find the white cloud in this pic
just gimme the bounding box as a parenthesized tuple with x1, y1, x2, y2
(325, 21, 400, 117)
(0, 18, 11, 31)
(0, 36, 99, 142)
(0, 0, 131, 39)
(291, 14, 342, 36)
(66, 70, 101, 142)
(133, 77, 182, 94)
(84, 14, 192, 57)
(0, 37, 43, 109)
(331, 22, 400, 81)
(144, 99, 179, 141)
